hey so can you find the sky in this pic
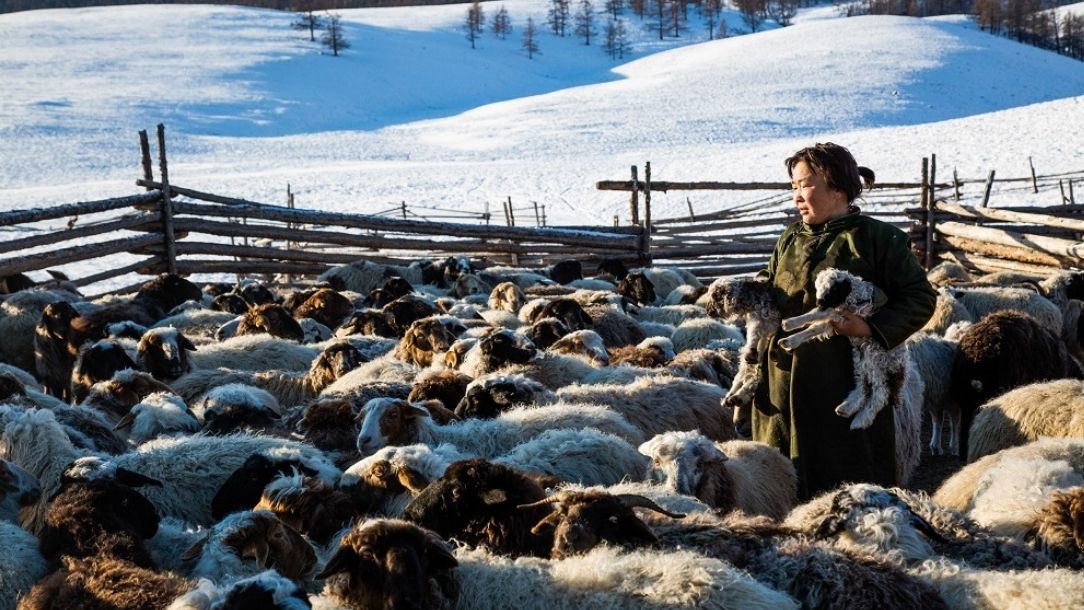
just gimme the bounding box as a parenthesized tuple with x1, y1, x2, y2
(0, 1, 1082, 288)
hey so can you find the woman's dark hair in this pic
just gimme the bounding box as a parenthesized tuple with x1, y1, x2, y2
(785, 142, 875, 204)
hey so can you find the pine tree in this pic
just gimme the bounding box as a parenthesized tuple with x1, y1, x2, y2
(465, 0, 485, 49)
(491, 4, 513, 39)
(603, 17, 630, 59)
(574, 0, 598, 45)
(292, 6, 323, 43)
(604, 0, 623, 19)
(321, 13, 349, 57)
(547, 0, 571, 36)
(522, 16, 541, 58)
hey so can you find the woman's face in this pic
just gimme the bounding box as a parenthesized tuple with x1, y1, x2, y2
(790, 161, 848, 225)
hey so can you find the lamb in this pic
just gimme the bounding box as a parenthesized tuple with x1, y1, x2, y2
(951, 310, 1082, 460)
(181, 510, 318, 583)
(137, 326, 197, 381)
(354, 397, 644, 458)
(407, 368, 472, 411)
(167, 571, 312, 610)
(556, 376, 733, 442)
(906, 331, 960, 456)
(704, 276, 779, 431)
(638, 431, 797, 519)
(967, 378, 1084, 461)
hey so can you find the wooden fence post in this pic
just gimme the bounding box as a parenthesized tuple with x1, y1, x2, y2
(643, 161, 652, 260)
(1061, 180, 1068, 205)
(506, 196, 516, 227)
(1071, 180, 1077, 205)
(139, 130, 154, 190)
(156, 124, 177, 276)
(686, 197, 695, 221)
(981, 170, 996, 208)
(630, 165, 640, 225)
(921, 157, 932, 270)
(953, 167, 960, 202)
(1029, 157, 1038, 194)
(533, 201, 541, 227)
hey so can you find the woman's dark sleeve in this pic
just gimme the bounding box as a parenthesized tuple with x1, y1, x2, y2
(866, 224, 937, 350)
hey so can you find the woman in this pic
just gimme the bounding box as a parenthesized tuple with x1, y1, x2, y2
(752, 143, 936, 500)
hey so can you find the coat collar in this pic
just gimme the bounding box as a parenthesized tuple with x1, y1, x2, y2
(798, 206, 862, 235)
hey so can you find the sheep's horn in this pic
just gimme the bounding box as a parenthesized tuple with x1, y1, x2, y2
(616, 494, 686, 519)
(517, 495, 564, 510)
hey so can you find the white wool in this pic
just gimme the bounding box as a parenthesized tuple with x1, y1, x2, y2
(297, 317, 332, 344)
(969, 455, 1084, 539)
(122, 392, 200, 445)
(194, 383, 283, 420)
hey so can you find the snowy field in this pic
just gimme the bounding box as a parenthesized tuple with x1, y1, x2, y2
(0, 1, 1082, 287)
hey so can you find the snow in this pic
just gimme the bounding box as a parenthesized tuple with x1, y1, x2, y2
(0, 2, 1082, 289)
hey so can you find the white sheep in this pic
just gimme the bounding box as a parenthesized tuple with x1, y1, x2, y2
(967, 378, 1084, 462)
(151, 308, 240, 344)
(906, 331, 960, 456)
(182, 510, 318, 584)
(638, 431, 796, 520)
(952, 285, 1064, 337)
(631, 304, 708, 327)
(113, 391, 200, 445)
(669, 316, 744, 353)
(166, 571, 312, 610)
(187, 334, 319, 372)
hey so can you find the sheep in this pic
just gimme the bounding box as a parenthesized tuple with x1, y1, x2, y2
(236, 303, 304, 342)
(319, 260, 429, 295)
(547, 259, 583, 285)
(454, 373, 558, 419)
(606, 336, 672, 368)
(920, 287, 974, 335)
(906, 331, 960, 456)
(488, 281, 526, 313)
(210, 292, 250, 314)
(669, 317, 743, 353)
(167, 571, 312, 610)
(909, 557, 1084, 610)
(310, 518, 458, 610)
(340, 443, 467, 517)
(113, 392, 200, 445)
(69, 339, 139, 404)
(137, 326, 197, 381)
(18, 555, 194, 610)
(187, 334, 319, 373)
(492, 427, 648, 487)
(547, 329, 610, 366)
(520, 490, 947, 610)
(617, 271, 656, 306)
(79, 368, 178, 425)
(393, 315, 463, 368)
(33, 301, 81, 400)
(638, 431, 797, 519)
(152, 308, 240, 343)
(193, 384, 282, 436)
(926, 261, 974, 287)
(0, 520, 48, 610)
(632, 304, 708, 327)
(523, 317, 570, 349)
(355, 397, 644, 458)
(0, 458, 40, 524)
(556, 375, 733, 442)
(236, 281, 277, 307)
(253, 473, 365, 546)
(407, 368, 472, 411)
(291, 288, 354, 330)
(531, 298, 593, 332)
(967, 378, 1084, 462)
(952, 310, 1082, 460)
(297, 318, 332, 344)
(1027, 486, 1084, 569)
(666, 346, 738, 391)
(179, 510, 317, 583)
(334, 308, 396, 339)
(952, 285, 1064, 337)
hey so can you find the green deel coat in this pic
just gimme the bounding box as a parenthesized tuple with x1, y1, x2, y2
(752, 210, 936, 500)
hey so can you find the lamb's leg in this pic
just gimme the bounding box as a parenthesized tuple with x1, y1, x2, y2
(778, 320, 837, 351)
(781, 308, 837, 332)
(847, 346, 896, 430)
(946, 405, 960, 456)
(929, 410, 943, 456)
(835, 346, 868, 420)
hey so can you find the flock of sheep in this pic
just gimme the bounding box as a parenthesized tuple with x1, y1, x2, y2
(0, 253, 1082, 609)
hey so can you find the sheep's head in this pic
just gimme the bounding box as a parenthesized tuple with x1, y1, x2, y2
(455, 373, 557, 419)
(293, 288, 354, 329)
(442, 337, 478, 370)
(488, 281, 527, 313)
(137, 326, 196, 380)
(408, 369, 472, 412)
(478, 328, 538, 370)
(309, 341, 367, 392)
(535, 298, 593, 331)
(618, 271, 656, 307)
(521, 490, 682, 559)
(316, 519, 459, 610)
(237, 303, 304, 342)
(136, 273, 203, 314)
(1031, 486, 1084, 569)
(549, 329, 610, 366)
(806, 484, 944, 562)
(337, 308, 397, 339)
(0, 458, 41, 523)
(237, 282, 277, 307)
(411, 258, 444, 287)
(298, 397, 360, 451)
(451, 273, 493, 300)
(356, 398, 432, 457)
(1063, 272, 1084, 302)
(211, 293, 250, 315)
(525, 317, 570, 350)
(70, 340, 139, 404)
(382, 276, 414, 300)
(196, 384, 281, 436)
(813, 268, 877, 315)
(595, 257, 629, 281)
(82, 369, 175, 420)
(186, 511, 317, 580)
(395, 317, 461, 367)
(548, 259, 583, 285)
(256, 473, 361, 546)
(639, 431, 727, 498)
(705, 276, 773, 320)
(211, 454, 318, 521)
(37, 301, 80, 340)
(383, 295, 440, 337)
(199, 571, 312, 610)
(441, 256, 473, 285)
(112, 391, 199, 444)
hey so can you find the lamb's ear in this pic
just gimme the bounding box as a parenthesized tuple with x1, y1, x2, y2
(444, 350, 461, 369)
(396, 467, 430, 494)
(113, 411, 136, 431)
(315, 545, 358, 580)
(180, 535, 209, 561)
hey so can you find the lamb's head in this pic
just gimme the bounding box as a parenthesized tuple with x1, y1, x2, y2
(639, 431, 727, 498)
(316, 519, 459, 610)
(705, 276, 772, 321)
(618, 271, 656, 306)
(451, 273, 493, 299)
(1030, 485, 1084, 569)
(525, 317, 570, 350)
(383, 294, 440, 337)
(293, 288, 354, 329)
(356, 397, 432, 457)
(309, 340, 367, 392)
(520, 490, 683, 559)
(0, 458, 41, 523)
(441, 337, 478, 370)
(535, 298, 593, 331)
(137, 326, 196, 380)
(488, 281, 527, 313)
(478, 328, 539, 370)
(210, 454, 320, 521)
(183, 510, 317, 580)
(382, 275, 415, 300)
(337, 308, 397, 338)
(548, 259, 583, 285)
(549, 329, 611, 366)
(455, 373, 557, 419)
(211, 292, 250, 315)
(237, 303, 304, 342)
(813, 268, 877, 315)
(394, 316, 462, 368)
(340, 444, 452, 514)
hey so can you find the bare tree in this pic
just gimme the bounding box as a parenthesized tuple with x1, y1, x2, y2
(465, 0, 485, 49)
(321, 12, 349, 56)
(574, 0, 598, 44)
(734, 0, 765, 31)
(628, 0, 646, 19)
(651, 0, 671, 39)
(702, 0, 721, 39)
(668, 0, 687, 36)
(603, 17, 631, 59)
(547, 0, 572, 36)
(491, 4, 512, 39)
(292, 3, 323, 43)
(604, 0, 624, 19)
(766, 0, 797, 26)
(522, 16, 541, 58)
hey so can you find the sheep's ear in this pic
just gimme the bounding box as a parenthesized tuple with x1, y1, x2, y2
(315, 546, 358, 580)
(424, 537, 458, 570)
(530, 511, 562, 536)
(114, 467, 163, 488)
(407, 405, 431, 420)
(616, 515, 659, 546)
(179, 335, 197, 352)
(396, 467, 430, 494)
(180, 535, 208, 561)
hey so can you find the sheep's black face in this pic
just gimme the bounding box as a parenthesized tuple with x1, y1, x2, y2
(365, 288, 396, 309)
(339, 310, 397, 338)
(539, 299, 593, 331)
(313, 342, 367, 383)
(526, 318, 570, 350)
(212, 455, 316, 521)
(138, 330, 195, 380)
(71, 341, 138, 402)
(39, 301, 80, 339)
(202, 403, 279, 436)
(211, 293, 250, 315)
(596, 257, 629, 281)
(1066, 273, 1084, 301)
(238, 282, 277, 307)
(216, 579, 311, 610)
(441, 256, 473, 285)
(480, 331, 537, 366)
(415, 259, 445, 287)
(383, 276, 414, 300)
(384, 296, 440, 336)
(817, 277, 852, 309)
(138, 274, 203, 313)
(241, 304, 304, 342)
(549, 259, 583, 285)
(618, 272, 656, 306)
(0, 272, 36, 294)
(296, 289, 354, 329)
(455, 381, 518, 419)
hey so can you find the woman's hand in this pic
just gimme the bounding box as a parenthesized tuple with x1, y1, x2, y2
(831, 311, 872, 338)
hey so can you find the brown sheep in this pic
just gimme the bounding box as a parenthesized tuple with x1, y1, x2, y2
(255, 473, 366, 545)
(236, 303, 304, 342)
(408, 369, 473, 411)
(80, 369, 178, 424)
(393, 316, 462, 367)
(292, 288, 354, 329)
(1028, 486, 1084, 568)
(336, 308, 397, 338)
(19, 555, 192, 610)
